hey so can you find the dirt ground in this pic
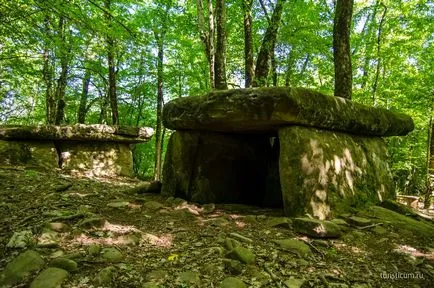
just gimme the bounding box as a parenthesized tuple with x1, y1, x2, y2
(0, 167, 433, 288)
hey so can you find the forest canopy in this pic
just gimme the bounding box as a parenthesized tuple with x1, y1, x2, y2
(0, 0, 432, 194)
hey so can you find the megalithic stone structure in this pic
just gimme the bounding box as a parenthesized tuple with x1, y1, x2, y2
(161, 87, 414, 219)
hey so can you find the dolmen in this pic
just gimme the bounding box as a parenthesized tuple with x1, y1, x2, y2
(161, 87, 414, 219)
(0, 124, 153, 177)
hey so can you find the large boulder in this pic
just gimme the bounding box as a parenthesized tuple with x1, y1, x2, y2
(161, 131, 281, 205)
(279, 126, 394, 219)
(163, 87, 413, 136)
(59, 142, 133, 177)
(0, 140, 58, 169)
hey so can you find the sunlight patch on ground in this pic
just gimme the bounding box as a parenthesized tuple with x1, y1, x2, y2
(102, 221, 141, 234)
(174, 202, 202, 215)
(142, 233, 173, 248)
(394, 244, 434, 260)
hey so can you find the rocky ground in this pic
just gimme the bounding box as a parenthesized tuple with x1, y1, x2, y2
(0, 167, 433, 288)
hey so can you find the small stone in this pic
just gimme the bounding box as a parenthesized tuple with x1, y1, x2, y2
(95, 266, 117, 285)
(267, 217, 292, 228)
(102, 247, 123, 263)
(244, 215, 257, 223)
(223, 259, 244, 275)
(37, 231, 60, 248)
(146, 269, 167, 282)
(87, 244, 101, 256)
(202, 203, 215, 214)
(46, 222, 70, 232)
(0, 250, 44, 287)
(284, 278, 305, 288)
(107, 201, 130, 208)
(142, 283, 160, 288)
(226, 246, 255, 264)
(224, 237, 240, 250)
(117, 234, 140, 246)
(372, 226, 387, 235)
(220, 276, 247, 288)
(29, 268, 69, 288)
(49, 257, 78, 272)
(274, 239, 311, 257)
(143, 201, 164, 211)
(6, 230, 33, 248)
(176, 271, 201, 285)
(293, 217, 342, 238)
(331, 219, 348, 226)
(77, 217, 105, 228)
(210, 217, 230, 227)
(50, 250, 65, 258)
(347, 216, 372, 226)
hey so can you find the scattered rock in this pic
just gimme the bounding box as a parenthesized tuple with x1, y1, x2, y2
(0, 250, 44, 287)
(224, 237, 241, 250)
(346, 216, 372, 226)
(49, 257, 78, 272)
(284, 278, 305, 288)
(274, 239, 311, 257)
(331, 219, 348, 226)
(223, 259, 244, 275)
(106, 201, 130, 208)
(220, 276, 247, 288)
(202, 203, 216, 214)
(146, 269, 168, 282)
(101, 247, 123, 263)
(142, 282, 160, 288)
(87, 244, 102, 256)
(6, 230, 33, 248)
(117, 234, 140, 246)
(37, 231, 59, 248)
(46, 222, 70, 232)
(266, 217, 292, 228)
(210, 217, 230, 227)
(143, 201, 164, 211)
(229, 232, 253, 243)
(50, 250, 65, 258)
(54, 182, 72, 192)
(226, 246, 255, 264)
(95, 266, 117, 286)
(293, 217, 342, 238)
(29, 267, 69, 288)
(372, 225, 387, 235)
(77, 217, 105, 228)
(176, 271, 201, 285)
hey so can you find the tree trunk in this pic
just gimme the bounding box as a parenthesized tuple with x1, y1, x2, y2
(154, 33, 165, 181)
(371, 3, 387, 106)
(196, 0, 215, 89)
(43, 15, 55, 124)
(214, 0, 228, 90)
(104, 0, 119, 125)
(425, 98, 434, 208)
(253, 0, 286, 87)
(55, 16, 68, 125)
(333, 0, 354, 99)
(284, 50, 294, 87)
(242, 0, 254, 88)
(78, 68, 91, 124)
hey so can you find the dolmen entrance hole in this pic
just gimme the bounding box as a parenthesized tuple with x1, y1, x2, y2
(0, 124, 153, 177)
(161, 87, 414, 219)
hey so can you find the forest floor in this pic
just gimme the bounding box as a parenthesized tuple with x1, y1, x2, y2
(0, 167, 433, 288)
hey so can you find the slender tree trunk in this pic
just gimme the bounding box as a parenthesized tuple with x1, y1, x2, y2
(361, 2, 378, 89)
(99, 89, 109, 124)
(271, 53, 277, 86)
(104, 0, 119, 125)
(242, 0, 254, 88)
(284, 50, 294, 87)
(55, 16, 68, 125)
(197, 0, 215, 89)
(78, 68, 91, 124)
(154, 33, 165, 181)
(425, 97, 434, 208)
(214, 0, 228, 90)
(43, 15, 55, 124)
(371, 3, 387, 106)
(253, 0, 286, 87)
(333, 0, 354, 99)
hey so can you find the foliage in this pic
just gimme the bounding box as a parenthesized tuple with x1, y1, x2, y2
(0, 0, 432, 188)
